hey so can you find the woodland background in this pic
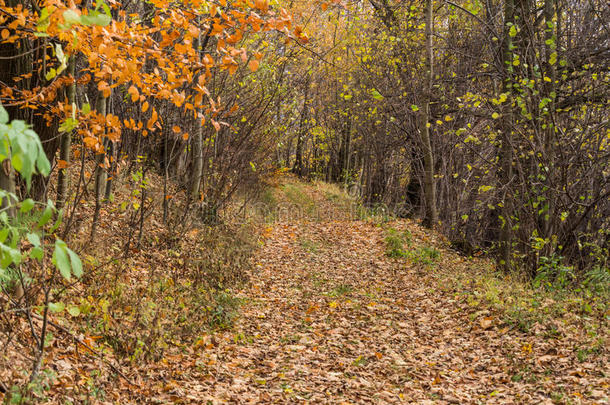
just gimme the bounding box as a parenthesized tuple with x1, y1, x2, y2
(0, 0, 608, 401)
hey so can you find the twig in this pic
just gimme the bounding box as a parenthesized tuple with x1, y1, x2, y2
(27, 311, 139, 387)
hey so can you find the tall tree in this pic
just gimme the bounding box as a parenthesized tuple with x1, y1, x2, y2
(420, 0, 438, 228)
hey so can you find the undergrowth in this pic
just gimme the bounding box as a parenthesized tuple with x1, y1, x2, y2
(435, 258, 609, 345)
(384, 227, 440, 265)
(76, 223, 256, 363)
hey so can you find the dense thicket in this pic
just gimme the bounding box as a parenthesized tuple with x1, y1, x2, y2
(276, 0, 609, 276)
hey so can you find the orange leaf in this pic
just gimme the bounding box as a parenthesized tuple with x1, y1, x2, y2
(248, 59, 260, 72)
(172, 125, 181, 134)
(254, 0, 268, 12)
(57, 159, 70, 169)
(83, 136, 98, 149)
(1, 29, 9, 40)
(128, 85, 139, 102)
(480, 316, 493, 330)
(142, 101, 149, 112)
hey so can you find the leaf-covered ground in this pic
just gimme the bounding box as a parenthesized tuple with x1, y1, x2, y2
(123, 184, 607, 403)
(3, 179, 607, 404)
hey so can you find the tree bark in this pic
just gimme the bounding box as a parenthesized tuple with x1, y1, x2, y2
(90, 92, 108, 241)
(293, 78, 310, 177)
(420, 0, 438, 229)
(57, 56, 76, 210)
(498, 0, 516, 272)
(189, 20, 207, 199)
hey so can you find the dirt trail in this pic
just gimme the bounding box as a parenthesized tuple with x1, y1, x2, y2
(141, 215, 607, 404)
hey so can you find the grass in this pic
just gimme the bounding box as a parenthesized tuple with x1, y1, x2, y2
(434, 256, 609, 342)
(315, 181, 359, 210)
(208, 291, 242, 330)
(299, 237, 320, 253)
(384, 227, 440, 265)
(384, 228, 412, 258)
(327, 284, 354, 297)
(281, 183, 315, 213)
(411, 246, 441, 265)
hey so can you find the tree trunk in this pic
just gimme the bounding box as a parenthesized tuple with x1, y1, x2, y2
(57, 56, 76, 210)
(498, 0, 516, 272)
(420, 0, 438, 229)
(540, 0, 557, 256)
(189, 20, 209, 199)
(293, 78, 310, 177)
(90, 92, 108, 241)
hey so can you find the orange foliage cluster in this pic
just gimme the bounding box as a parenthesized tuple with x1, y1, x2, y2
(0, 0, 308, 153)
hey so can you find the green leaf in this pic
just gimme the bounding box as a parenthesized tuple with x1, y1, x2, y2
(67, 305, 80, 317)
(0, 103, 8, 124)
(62, 9, 81, 28)
(81, 12, 111, 27)
(37, 7, 51, 32)
(48, 302, 65, 313)
(59, 117, 79, 133)
(30, 246, 44, 260)
(20, 198, 35, 213)
(37, 201, 54, 228)
(67, 247, 82, 278)
(54, 43, 68, 76)
(411, 105, 419, 112)
(0, 228, 8, 243)
(49, 209, 63, 233)
(81, 1, 112, 27)
(53, 240, 71, 280)
(26, 232, 41, 247)
(36, 149, 51, 177)
(371, 89, 384, 101)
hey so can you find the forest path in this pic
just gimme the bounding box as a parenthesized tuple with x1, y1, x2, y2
(153, 215, 606, 404)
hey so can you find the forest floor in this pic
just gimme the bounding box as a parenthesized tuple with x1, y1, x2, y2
(2, 177, 608, 404)
(123, 179, 608, 404)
